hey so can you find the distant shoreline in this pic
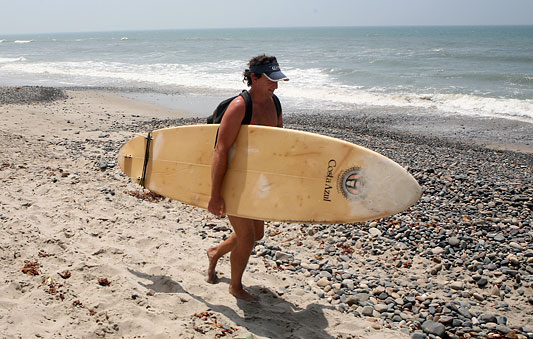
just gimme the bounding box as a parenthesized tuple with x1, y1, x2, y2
(2, 85, 532, 155)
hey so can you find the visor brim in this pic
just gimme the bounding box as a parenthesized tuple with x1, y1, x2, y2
(264, 71, 289, 82)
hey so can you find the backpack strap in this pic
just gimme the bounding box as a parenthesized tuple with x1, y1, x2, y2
(241, 91, 281, 124)
(273, 94, 282, 118)
(214, 91, 282, 147)
(240, 90, 253, 124)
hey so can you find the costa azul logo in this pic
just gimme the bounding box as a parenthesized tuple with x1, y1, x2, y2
(270, 64, 280, 71)
(323, 161, 364, 202)
(338, 167, 364, 200)
(323, 160, 336, 202)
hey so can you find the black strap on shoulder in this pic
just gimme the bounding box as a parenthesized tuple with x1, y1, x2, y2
(273, 94, 282, 117)
(140, 131, 152, 188)
(213, 91, 282, 147)
(241, 90, 281, 123)
(240, 90, 253, 124)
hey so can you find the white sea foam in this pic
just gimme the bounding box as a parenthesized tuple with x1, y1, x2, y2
(14, 40, 32, 44)
(0, 56, 26, 63)
(2, 59, 531, 122)
(280, 84, 533, 122)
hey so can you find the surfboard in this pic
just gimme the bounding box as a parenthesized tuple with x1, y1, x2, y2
(118, 125, 421, 223)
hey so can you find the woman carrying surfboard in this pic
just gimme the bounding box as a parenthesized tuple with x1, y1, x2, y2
(207, 55, 289, 301)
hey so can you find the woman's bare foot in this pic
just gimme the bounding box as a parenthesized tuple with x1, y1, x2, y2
(229, 286, 258, 302)
(206, 247, 218, 283)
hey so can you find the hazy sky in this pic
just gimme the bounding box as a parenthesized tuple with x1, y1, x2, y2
(2, 0, 533, 35)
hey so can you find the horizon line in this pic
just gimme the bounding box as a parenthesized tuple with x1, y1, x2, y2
(2, 24, 533, 36)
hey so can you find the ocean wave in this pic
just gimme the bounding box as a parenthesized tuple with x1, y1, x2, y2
(0, 56, 27, 63)
(2, 59, 531, 122)
(280, 85, 533, 122)
(442, 52, 533, 64)
(14, 40, 33, 44)
(0, 60, 246, 90)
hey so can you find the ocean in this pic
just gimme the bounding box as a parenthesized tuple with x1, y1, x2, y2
(1, 26, 532, 122)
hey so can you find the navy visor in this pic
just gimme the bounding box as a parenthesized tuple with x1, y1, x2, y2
(249, 63, 289, 81)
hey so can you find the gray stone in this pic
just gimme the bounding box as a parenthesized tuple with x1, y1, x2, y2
(374, 303, 389, 313)
(448, 237, 460, 246)
(362, 306, 374, 316)
(495, 325, 512, 334)
(392, 315, 402, 322)
(345, 296, 358, 306)
(479, 314, 497, 323)
(450, 281, 464, 290)
(354, 293, 369, 305)
(509, 242, 523, 250)
(342, 279, 355, 290)
(411, 331, 428, 339)
(477, 278, 488, 288)
(319, 271, 332, 279)
(494, 233, 505, 242)
(473, 293, 485, 301)
(452, 318, 463, 327)
(457, 307, 472, 319)
(438, 316, 453, 325)
(421, 320, 446, 336)
(275, 251, 293, 262)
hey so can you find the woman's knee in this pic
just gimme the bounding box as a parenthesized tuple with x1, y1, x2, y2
(229, 216, 257, 248)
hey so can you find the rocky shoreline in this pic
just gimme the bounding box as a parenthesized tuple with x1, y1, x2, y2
(284, 114, 532, 339)
(0, 86, 69, 104)
(120, 115, 532, 339)
(1, 87, 531, 338)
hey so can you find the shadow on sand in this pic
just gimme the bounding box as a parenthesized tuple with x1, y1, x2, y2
(128, 269, 337, 339)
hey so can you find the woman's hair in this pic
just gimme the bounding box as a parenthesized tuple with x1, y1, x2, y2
(243, 54, 278, 87)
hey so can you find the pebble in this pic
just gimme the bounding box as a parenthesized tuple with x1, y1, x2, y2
(450, 281, 464, 290)
(275, 251, 293, 262)
(316, 277, 330, 287)
(374, 303, 388, 313)
(411, 331, 428, 339)
(362, 306, 374, 316)
(448, 237, 460, 246)
(302, 263, 320, 270)
(369, 227, 382, 237)
(318, 271, 332, 279)
(494, 233, 505, 242)
(477, 278, 488, 288)
(432, 247, 444, 255)
(430, 264, 443, 275)
(421, 320, 446, 336)
(342, 279, 355, 290)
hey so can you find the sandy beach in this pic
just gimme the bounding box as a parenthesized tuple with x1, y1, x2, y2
(1, 87, 531, 339)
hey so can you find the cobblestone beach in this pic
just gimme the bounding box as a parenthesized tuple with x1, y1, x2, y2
(0, 87, 531, 338)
